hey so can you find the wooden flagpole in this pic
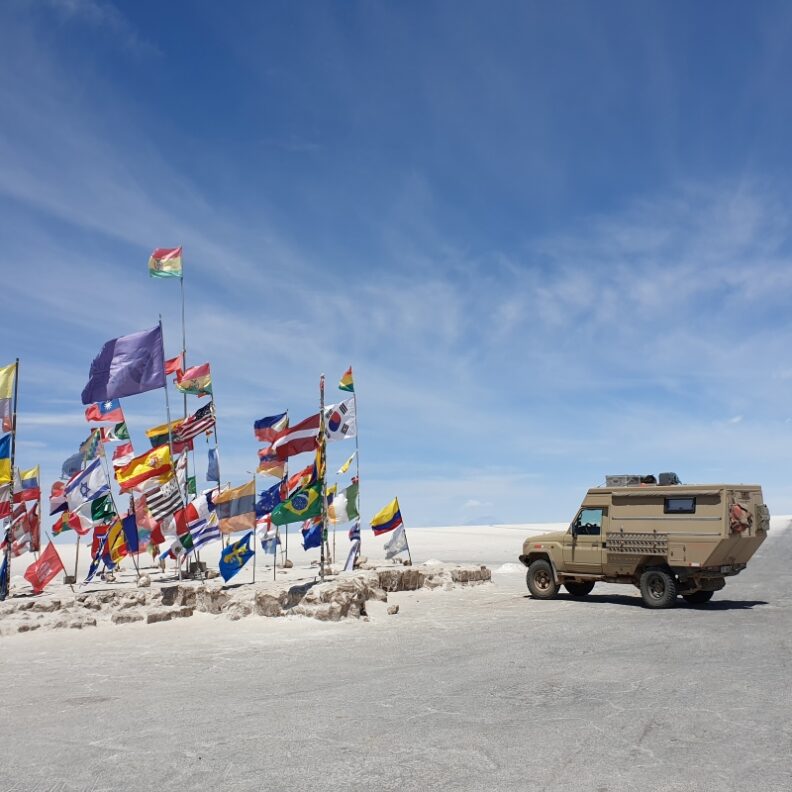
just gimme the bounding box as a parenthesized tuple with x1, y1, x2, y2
(319, 374, 327, 581)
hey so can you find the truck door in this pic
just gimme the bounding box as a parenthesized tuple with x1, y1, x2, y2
(562, 507, 606, 573)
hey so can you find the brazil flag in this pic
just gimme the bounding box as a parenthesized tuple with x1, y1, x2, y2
(270, 483, 322, 526)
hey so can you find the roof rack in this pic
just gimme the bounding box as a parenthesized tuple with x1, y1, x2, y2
(604, 472, 681, 487)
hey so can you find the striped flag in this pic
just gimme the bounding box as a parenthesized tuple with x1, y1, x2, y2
(145, 477, 184, 524)
(254, 412, 288, 442)
(173, 402, 215, 444)
(190, 517, 221, 552)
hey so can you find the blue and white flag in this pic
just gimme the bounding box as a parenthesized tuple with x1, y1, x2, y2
(84, 532, 109, 584)
(65, 458, 109, 511)
(257, 520, 280, 554)
(191, 517, 221, 553)
(348, 521, 361, 542)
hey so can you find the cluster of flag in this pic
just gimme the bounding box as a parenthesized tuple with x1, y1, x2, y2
(3, 244, 413, 600)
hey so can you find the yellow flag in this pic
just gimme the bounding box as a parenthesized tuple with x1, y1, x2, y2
(115, 445, 173, 492)
(337, 451, 356, 475)
(0, 362, 16, 400)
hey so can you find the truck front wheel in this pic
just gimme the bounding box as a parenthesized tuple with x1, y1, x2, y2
(639, 569, 678, 608)
(527, 560, 558, 600)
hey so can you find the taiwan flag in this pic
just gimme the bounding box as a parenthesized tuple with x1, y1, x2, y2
(85, 399, 125, 423)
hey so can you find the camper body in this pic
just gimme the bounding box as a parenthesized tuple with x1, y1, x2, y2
(519, 480, 769, 608)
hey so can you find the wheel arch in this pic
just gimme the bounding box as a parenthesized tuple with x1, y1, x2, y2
(520, 552, 559, 582)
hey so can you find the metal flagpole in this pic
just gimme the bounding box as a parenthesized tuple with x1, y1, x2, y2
(273, 525, 278, 581)
(350, 368, 361, 557)
(319, 374, 327, 581)
(73, 535, 81, 580)
(3, 359, 20, 591)
(400, 500, 413, 566)
(252, 475, 257, 584)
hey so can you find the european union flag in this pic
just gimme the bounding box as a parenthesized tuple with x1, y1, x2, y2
(256, 481, 283, 518)
(219, 531, 254, 582)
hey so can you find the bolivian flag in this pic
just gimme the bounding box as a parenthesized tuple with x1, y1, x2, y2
(338, 366, 354, 393)
(175, 363, 212, 397)
(115, 445, 173, 492)
(371, 497, 403, 536)
(148, 246, 183, 279)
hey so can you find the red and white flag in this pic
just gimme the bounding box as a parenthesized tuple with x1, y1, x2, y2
(271, 413, 320, 460)
(23, 542, 65, 594)
(112, 442, 135, 468)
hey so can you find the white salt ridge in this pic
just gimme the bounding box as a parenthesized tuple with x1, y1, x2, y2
(494, 563, 524, 574)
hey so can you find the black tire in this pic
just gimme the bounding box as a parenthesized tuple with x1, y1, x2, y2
(526, 560, 558, 600)
(682, 590, 714, 605)
(564, 581, 595, 597)
(639, 568, 678, 608)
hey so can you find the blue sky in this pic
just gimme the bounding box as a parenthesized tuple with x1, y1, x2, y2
(3, 0, 792, 527)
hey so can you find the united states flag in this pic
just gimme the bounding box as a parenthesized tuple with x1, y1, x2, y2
(173, 402, 215, 445)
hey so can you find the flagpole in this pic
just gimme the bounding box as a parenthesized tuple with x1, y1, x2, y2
(73, 535, 81, 580)
(351, 369, 361, 557)
(3, 359, 20, 593)
(273, 525, 278, 582)
(401, 504, 413, 566)
(252, 475, 257, 585)
(100, 448, 138, 578)
(319, 374, 327, 582)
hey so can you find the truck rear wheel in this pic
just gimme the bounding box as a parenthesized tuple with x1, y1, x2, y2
(527, 560, 558, 600)
(564, 581, 595, 597)
(682, 590, 714, 605)
(639, 569, 677, 609)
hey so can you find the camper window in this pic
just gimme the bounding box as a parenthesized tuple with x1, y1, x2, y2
(664, 497, 696, 514)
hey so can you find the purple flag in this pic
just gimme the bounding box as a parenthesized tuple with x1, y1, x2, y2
(80, 325, 166, 404)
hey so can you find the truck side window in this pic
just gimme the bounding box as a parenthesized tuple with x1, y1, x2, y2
(575, 508, 603, 536)
(664, 497, 696, 514)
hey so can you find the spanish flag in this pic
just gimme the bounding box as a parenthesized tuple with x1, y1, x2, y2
(338, 366, 354, 393)
(370, 497, 403, 536)
(115, 445, 173, 492)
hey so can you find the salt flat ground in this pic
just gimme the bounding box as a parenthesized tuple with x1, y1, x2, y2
(1, 521, 791, 792)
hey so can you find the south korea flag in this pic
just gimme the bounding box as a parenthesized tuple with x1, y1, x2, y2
(323, 398, 357, 442)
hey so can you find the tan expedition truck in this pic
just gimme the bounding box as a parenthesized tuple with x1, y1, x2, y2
(519, 474, 769, 608)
